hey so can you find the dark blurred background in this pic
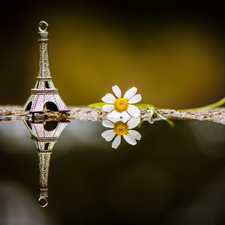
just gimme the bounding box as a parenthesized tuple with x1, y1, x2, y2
(0, 0, 224, 108)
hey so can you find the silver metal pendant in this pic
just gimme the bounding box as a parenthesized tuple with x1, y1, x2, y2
(24, 21, 70, 113)
(24, 119, 69, 207)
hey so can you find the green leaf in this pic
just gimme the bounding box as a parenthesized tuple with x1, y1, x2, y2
(89, 102, 110, 108)
(134, 103, 154, 108)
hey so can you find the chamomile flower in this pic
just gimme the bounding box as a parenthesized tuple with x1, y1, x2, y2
(101, 117, 141, 149)
(101, 85, 142, 119)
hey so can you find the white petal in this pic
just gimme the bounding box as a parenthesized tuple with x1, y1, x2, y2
(102, 93, 116, 103)
(101, 130, 115, 142)
(123, 87, 137, 100)
(121, 117, 130, 123)
(123, 133, 137, 146)
(127, 117, 141, 129)
(112, 85, 121, 98)
(108, 117, 128, 124)
(102, 120, 114, 128)
(128, 130, 142, 140)
(128, 94, 142, 104)
(120, 111, 131, 119)
(127, 105, 140, 117)
(107, 110, 123, 119)
(112, 135, 121, 149)
(102, 104, 114, 112)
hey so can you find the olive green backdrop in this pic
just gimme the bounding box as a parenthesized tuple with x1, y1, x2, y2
(0, 1, 224, 109)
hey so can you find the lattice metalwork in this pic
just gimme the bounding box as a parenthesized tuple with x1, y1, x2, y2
(23, 119, 69, 207)
(23, 21, 70, 113)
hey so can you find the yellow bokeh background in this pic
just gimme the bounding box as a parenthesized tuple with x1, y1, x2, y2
(1, 4, 224, 109)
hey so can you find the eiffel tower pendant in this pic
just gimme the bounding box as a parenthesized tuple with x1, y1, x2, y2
(24, 119, 69, 207)
(24, 21, 70, 113)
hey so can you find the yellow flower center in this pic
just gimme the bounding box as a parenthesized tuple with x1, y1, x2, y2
(114, 98, 129, 112)
(114, 121, 129, 136)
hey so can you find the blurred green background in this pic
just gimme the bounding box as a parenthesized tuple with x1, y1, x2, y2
(0, 1, 224, 109)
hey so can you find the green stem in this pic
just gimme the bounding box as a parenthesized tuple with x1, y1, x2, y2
(89, 97, 225, 113)
(179, 97, 225, 112)
(148, 106, 174, 127)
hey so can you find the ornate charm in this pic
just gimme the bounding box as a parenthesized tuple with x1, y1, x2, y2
(24, 119, 69, 207)
(24, 21, 70, 113)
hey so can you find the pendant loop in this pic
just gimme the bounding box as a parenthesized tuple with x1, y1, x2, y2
(38, 21, 49, 32)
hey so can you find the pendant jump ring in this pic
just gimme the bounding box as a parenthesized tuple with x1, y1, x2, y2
(38, 21, 49, 32)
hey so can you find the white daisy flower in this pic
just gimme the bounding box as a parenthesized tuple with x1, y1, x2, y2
(101, 85, 142, 119)
(101, 117, 142, 149)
